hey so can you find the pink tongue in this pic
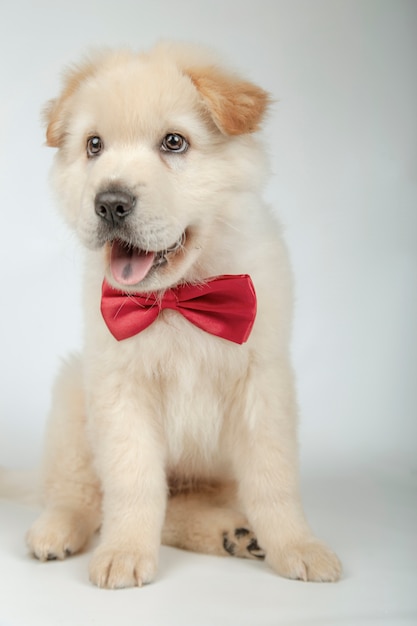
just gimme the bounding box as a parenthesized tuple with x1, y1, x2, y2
(110, 242, 156, 286)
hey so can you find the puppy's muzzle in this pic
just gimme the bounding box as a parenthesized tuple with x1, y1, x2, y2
(95, 189, 136, 227)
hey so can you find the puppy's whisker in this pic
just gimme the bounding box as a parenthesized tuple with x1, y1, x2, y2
(113, 296, 132, 319)
(214, 216, 245, 235)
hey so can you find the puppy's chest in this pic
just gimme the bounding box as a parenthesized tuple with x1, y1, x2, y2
(160, 369, 225, 460)
(144, 319, 248, 460)
(89, 312, 249, 461)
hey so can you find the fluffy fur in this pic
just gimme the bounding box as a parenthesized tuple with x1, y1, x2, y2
(25, 43, 341, 588)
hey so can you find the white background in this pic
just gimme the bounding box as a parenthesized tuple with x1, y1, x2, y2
(0, 1, 416, 625)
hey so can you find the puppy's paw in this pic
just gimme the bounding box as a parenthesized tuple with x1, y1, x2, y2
(222, 527, 265, 560)
(267, 539, 342, 582)
(89, 546, 158, 589)
(26, 508, 92, 561)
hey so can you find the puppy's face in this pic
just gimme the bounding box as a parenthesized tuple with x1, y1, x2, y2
(46, 46, 269, 292)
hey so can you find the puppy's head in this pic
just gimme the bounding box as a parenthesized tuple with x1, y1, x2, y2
(45, 43, 270, 292)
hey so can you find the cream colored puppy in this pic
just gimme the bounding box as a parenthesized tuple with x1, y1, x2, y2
(26, 43, 341, 588)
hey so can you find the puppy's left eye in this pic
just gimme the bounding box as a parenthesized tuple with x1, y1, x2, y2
(161, 133, 189, 154)
(87, 136, 103, 157)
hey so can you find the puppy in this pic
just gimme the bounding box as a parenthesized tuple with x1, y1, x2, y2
(26, 43, 341, 588)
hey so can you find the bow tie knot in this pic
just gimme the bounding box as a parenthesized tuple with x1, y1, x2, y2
(101, 274, 257, 344)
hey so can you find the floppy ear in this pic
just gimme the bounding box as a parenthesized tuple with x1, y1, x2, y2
(43, 59, 98, 148)
(187, 66, 271, 136)
(43, 98, 66, 148)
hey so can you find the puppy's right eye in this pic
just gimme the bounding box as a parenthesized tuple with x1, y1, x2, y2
(86, 136, 103, 157)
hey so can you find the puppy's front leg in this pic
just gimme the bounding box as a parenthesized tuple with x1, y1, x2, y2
(87, 384, 166, 589)
(236, 363, 341, 582)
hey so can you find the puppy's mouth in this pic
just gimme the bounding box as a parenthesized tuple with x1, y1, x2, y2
(106, 235, 185, 287)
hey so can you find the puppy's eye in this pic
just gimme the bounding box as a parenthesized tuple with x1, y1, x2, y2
(87, 136, 103, 157)
(161, 133, 188, 154)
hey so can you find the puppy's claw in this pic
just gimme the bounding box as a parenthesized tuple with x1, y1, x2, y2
(267, 540, 342, 582)
(89, 547, 158, 589)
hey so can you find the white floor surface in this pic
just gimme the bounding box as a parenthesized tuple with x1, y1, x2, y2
(1, 458, 416, 626)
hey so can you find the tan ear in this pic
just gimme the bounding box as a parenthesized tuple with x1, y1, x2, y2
(43, 98, 65, 148)
(43, 59, 98, 148)
(188, 66, 270, 136)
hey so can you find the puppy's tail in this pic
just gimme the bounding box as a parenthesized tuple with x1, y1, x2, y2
(0, 466, 40, 506)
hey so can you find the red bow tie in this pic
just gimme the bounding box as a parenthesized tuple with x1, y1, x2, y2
(101, 274, 257, 344)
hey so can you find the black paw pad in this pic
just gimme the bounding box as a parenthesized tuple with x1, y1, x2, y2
(222, 532, 236, 556)
(247, 537, 265, 560)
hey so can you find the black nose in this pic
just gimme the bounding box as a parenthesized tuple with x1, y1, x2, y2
(95, 190, 136, 226)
